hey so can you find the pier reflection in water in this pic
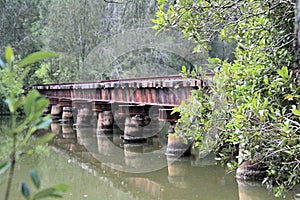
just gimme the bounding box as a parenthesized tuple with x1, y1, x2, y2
(41, 122, 288, 200)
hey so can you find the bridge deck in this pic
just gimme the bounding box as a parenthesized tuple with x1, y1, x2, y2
(32, 74, 213, 107)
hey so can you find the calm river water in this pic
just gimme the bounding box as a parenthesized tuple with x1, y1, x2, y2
(0, 121, 294, 200)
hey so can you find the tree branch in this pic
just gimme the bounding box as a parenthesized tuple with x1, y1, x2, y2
(103, 0, 125, 4)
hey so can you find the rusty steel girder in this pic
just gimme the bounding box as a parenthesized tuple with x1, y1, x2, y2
(31, 74, 213, 107)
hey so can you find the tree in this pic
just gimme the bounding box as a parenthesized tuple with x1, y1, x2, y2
(154, 0, 300, 196)
(0, 0, 44, 57)
(43, 0, 161, 81)
(44, 0, 198, 81)
(43, 0, 107, 82)
(0, 0, 49, 87)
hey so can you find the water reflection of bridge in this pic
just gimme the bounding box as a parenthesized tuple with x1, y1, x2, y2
(48, 123, 279, 200)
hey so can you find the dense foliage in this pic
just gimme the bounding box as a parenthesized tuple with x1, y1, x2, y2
(154, 0, 300, 196)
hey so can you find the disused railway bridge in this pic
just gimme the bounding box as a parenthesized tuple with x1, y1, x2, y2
(32, 74, 212, 145)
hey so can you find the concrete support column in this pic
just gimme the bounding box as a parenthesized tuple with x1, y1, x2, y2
(51, 105, 62, 122)
(119, 105, 151, 142)
(97, 111, 114, 134)
(92, 102, 114, 134)
(166, 129, 191, 157)
(59, 99, 73, 124)
(236, 162, 267, 181)
(49, 98, 60, 121)
(159, 108, 191, 158)
(236, 148, 267, 181)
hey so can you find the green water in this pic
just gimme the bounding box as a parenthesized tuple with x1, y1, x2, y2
(0, 122, 294, 200)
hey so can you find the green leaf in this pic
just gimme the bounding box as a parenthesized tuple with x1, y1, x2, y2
(29, 170, 41, 189)
(48, 194, 63, 198)
(19, 51, 57, 67)
(219, 29, 227, 40)
(235, 114, 244, 119)
(21, 181, 31, 199)
(24, 90, 41, 117)
(35, 98, 49, 115)
(53, 184, 69, 192)
(32, 188, 55, 199)
(31, 133, 55, 145)
(4, 98, 16, 113)
(277, 66, 289, 79)
(1, 125, 14, 138)
(284, 95, 294, 100)
(32, 184, 68, 199)
(182, 65, 186, 72)
(5, 45, 14, 66)
(4, 97, 24, 114)
(291, 109, 300, 116)
(158, 0, 166, 4)
(0, 161, 10, 175)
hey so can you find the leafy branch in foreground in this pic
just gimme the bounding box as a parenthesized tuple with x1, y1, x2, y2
(20, 170, 69, 200)
(0, 45, 68, 200)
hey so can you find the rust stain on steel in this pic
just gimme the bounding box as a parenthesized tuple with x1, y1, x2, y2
(31, 74, 213, 106)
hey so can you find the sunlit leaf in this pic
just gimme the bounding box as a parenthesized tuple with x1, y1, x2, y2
(235, 114, 244, 119)
(277, 66, 289, 79)
(5, 45, 14, 66)
(291, 109, 300, 116)
(29, 170, 41, 189)
(21, 181, 30, 199)
(53, 184, 70, 192)
(19, 51, 57, 67)
(284, 95, 293, 100)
